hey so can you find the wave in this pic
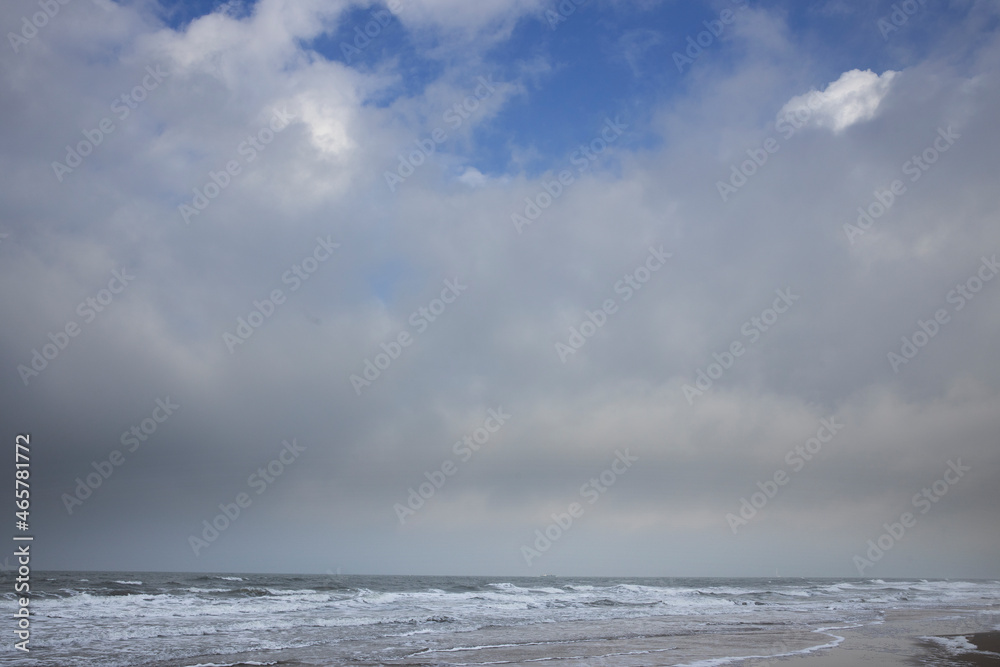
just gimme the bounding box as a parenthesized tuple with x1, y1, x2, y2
(231, 587, 271, 597)
(487, 582, 519, 590)
(920, 634, 1000, 659)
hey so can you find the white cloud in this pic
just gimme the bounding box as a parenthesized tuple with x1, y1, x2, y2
(778, 68, 898, 132)
(457, 166, 487, 187)
(294, 91, 356, 156)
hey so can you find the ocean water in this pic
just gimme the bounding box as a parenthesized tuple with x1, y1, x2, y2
(1, 573, 998, 666)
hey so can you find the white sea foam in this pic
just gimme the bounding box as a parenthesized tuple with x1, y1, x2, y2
(921, 634, 1000, 658)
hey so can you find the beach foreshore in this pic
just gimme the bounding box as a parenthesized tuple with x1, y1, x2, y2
(154, 607, 999, 666)
(366, 607, 998, 667)
(756, 608, 999, 667)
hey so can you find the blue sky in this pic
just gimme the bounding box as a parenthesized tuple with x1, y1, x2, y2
(135, 0, 979, 183)
(295, 0, 952, 177)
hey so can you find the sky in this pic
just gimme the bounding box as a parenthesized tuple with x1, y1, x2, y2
(1, 0, 998, 578)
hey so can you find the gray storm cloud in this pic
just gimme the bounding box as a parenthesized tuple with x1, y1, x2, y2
(0, 0, 997, 578)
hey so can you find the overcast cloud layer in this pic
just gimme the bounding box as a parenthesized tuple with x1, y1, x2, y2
(1, 0, 998, 577)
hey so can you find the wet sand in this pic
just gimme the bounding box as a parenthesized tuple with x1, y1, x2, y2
(152, 607, 999, 666)
(370, 607, 997, 666)
(774, 609, 999, 667)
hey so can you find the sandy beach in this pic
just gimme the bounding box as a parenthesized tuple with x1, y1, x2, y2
(773, 608, 1000, 667)
(366, 606, 1000, 667)
(373, 607, 1000, 666)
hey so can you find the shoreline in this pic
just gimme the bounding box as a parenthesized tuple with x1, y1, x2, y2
(368, 607, 998, 667)
(773, 608, 999, 667)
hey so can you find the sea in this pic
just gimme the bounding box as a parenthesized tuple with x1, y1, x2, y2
(1, 573, 998, 666)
